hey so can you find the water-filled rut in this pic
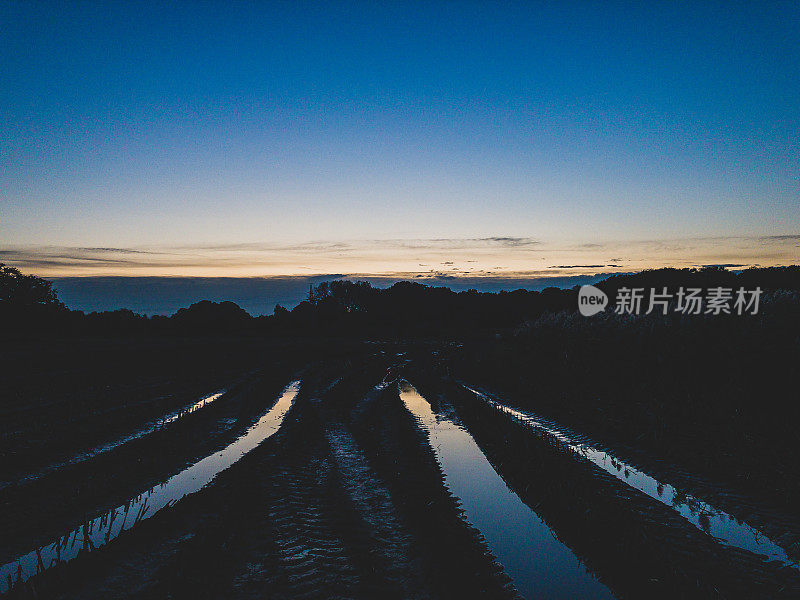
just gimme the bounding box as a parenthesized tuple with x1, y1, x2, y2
(463, 384, 799, 571)
(399, 380, 614, 600)
(0, 381, 299, 594)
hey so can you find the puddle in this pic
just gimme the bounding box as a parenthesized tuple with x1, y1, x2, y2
(464, 384, 799, 571)
(400, 381, 614, 600)
(2, 389, 228, 491)
(0, 381, 300, 594)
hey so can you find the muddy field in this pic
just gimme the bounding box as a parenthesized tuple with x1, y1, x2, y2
(2, 343, 799, 599)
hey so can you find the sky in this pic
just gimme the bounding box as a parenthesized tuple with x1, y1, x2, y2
(2, 1, 799, 302)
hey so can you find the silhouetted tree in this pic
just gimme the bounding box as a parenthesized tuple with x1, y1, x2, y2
(0, 263, 64, 308)
(170, 300, 252, 332)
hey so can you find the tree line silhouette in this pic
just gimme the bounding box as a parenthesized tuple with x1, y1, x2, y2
(2, 262, 799, 338)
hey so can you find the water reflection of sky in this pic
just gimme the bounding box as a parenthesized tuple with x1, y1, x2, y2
(400, 381, 614, 600)
(1, 388, 228, 492)
(464, 385, 799, 571)
(0, 381, 299, 594)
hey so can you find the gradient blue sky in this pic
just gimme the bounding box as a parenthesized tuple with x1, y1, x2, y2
(2, 1, 799, 278)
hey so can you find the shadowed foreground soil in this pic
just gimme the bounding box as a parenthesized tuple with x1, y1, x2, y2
(4, 349, 798, 600)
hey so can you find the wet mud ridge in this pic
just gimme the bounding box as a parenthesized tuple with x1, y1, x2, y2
(2, 387, 230, 492)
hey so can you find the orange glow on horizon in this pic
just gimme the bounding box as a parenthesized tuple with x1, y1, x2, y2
(3, 235, 798, 279)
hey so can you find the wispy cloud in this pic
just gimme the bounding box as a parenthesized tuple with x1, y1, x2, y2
(481, 237, 540, 247)
(759, 234, 800, 242)
(549, 264, 607, 269)
(372, 237, 540, 250)
(75, 247, 158, 254)
(2, 233, 797, 277)
(701, 263, 747, 268)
